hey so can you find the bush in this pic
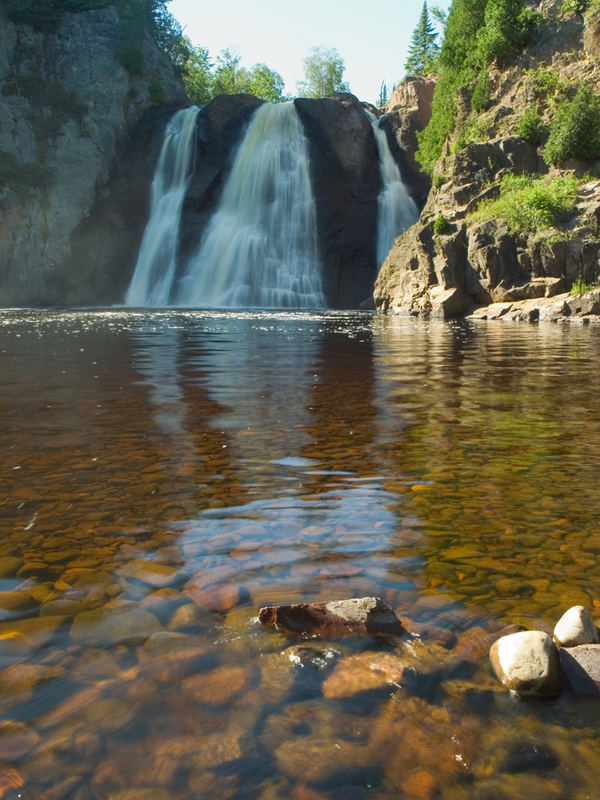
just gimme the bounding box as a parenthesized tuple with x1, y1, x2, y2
(471, 68, 491, 112)
(468, 173, 580, 232)
(433, 213, 451, 234)
(545, 83, 600, 164)
(518, 108, 545, 146)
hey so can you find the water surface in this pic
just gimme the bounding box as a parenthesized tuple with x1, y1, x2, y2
(1, 310, 600, 799)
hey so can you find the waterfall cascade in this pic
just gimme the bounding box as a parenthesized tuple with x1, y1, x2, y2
(368, 113, 419, 267)
(125, 106, 199, 307)
(175, 102, 325, 309)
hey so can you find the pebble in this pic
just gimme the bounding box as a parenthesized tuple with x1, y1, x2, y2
(70, 605, 162, 647)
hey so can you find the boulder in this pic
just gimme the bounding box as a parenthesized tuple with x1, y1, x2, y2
(559, 644, 600, 695)
(294, 93, 382, 308)
(258, 596, 405, 637)
(554, 605, 598, 647)
(489, 630, 562, 697)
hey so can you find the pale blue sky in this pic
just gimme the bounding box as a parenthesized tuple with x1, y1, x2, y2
(168, 0, 452, 104)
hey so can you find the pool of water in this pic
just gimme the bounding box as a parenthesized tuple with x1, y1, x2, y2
(0, 309, 599, 799)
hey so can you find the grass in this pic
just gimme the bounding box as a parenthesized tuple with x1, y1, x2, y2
(571, 276, 600, 294)
(468, 173, 580, 233)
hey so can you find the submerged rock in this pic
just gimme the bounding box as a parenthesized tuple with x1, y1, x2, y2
(489, 630, 562, 697)
(553, 605, 598, 647)
(258, 597, 405, 637)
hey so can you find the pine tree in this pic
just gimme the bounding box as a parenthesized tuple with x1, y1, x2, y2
(404, 2, 440, 76)
(378, 80, 388, 108)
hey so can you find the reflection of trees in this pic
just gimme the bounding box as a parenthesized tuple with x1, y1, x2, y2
(373, 319, 600, 624)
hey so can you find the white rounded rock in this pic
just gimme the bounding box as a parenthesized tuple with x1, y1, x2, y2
(489, 630, 562, 697)
(554, 605, 598, 647)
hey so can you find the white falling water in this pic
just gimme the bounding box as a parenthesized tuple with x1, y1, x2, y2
(175, 102, 325, 309)
(125, 106, 199, 307)
(368, 113, 419, 267)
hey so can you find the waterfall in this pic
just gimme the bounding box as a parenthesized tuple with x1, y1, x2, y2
(175, 102, 325, 309)
(125, 106, 199, 307)
(368, 113, 419, 267)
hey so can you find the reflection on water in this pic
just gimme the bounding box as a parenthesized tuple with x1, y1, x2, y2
(1, 310, 600, 799)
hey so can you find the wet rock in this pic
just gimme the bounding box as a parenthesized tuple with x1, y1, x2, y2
(559, 644, 600, 695)
(0, 662, 64, 693)
(117, 559, 181, 588)
(185, 578, 240, 612)
(489, 630, 562, 697)
(284, 644, 343, 670)
(322, 651, 408, 698)
(554, 606, 598, 647)
(501, 740, 560, 773)
(138, 632, 209, 682)
(166, 602, 206, 631)
(258, 597, 405, 637)
(0, 615, 67, 654)
(152, 732, 242, 770)
(105, 790, 173, 800)
(0, 720, 40, 760)
(0, 557, 23, 578)
(181, 665, 249, 704)
(0, 590, 38, 614)
(70, 605, 162, 647)
(274, 736, 372, 784)
(0, 764, 24, 797)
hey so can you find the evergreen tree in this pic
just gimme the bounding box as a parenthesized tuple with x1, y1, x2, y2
(404, 2, 440, 76)
(378, 80, 388, 108)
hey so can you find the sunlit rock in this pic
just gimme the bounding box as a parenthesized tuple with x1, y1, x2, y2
(258, 596, 405, 637)
(181, 665, 249, 705)
(0, 557, 23, 578)
(322, 651, 408, 698)
(489, 630, 562, 696)
(117, 559, 181, 588)
(0, 662, 64, 694)
(553, 605, 598, 647)
(559, 644, 600, 695)
(70, 605, 162, 647)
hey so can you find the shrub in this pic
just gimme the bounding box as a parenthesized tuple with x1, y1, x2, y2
(468, 173, 580, 232)
(518, 108, 545, 146)
(472, 68, 491, 112)
(545, 83, 600, 164)
(433, 213, 451, 234)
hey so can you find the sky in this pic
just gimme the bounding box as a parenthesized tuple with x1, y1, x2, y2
(168, 0, 453, 105)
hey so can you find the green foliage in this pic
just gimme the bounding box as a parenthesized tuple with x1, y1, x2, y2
(433, 213, 451, 234)
(471, 68, 491, 111)
(148, 80, 165, 104)
(245, 63, 285, 103)
(524, 66, 564, 97)
(177, 39, 212, 105)
(416, 0, 540, 175)
(378, 80, 388, 108)
(404, 2, 440, 76)
(469, 173, 580, 232)
(518, 107, 546, 145)
(560, 0, 590, 15)
(454, 113, 489, 151)
(571, 276, 600, 293)
(297, 47, 349, 98)
(545, 83, 600, 164)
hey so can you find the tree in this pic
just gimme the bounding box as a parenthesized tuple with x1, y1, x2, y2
(297, 47, 349, 98)
(378, 80, 388, 108)
(247, 63, 285, 103)
(404, 2, 440, 76)
(179, 39, 213, 105)
(210, 49, 251, 95)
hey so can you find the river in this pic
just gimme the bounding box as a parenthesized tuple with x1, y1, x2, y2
(1, 309, 599, 799)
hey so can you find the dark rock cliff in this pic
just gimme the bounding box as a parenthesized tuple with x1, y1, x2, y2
(0, 6, 186, 306)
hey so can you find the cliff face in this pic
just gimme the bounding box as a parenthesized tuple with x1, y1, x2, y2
(374, 2, 600, 321)
(0, 7, 186, 306)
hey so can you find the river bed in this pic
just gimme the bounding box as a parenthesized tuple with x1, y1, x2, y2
(0, 309, 599, 799)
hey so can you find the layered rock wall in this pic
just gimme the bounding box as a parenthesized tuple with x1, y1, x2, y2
(0, 7, 186, 306)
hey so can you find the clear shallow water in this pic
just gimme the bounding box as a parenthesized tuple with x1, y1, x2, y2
(0, 310, 600, 799)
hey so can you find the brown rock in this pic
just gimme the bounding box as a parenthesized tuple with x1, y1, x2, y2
(117, 559, 181, 588)
(559, 644, 600, 695)
(258, 597, 405, 637)
(181, 665, 249, 705)
(0, 764, 24, 798)
(322, 651, 408, 698)
(70, 605, 162, 646)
